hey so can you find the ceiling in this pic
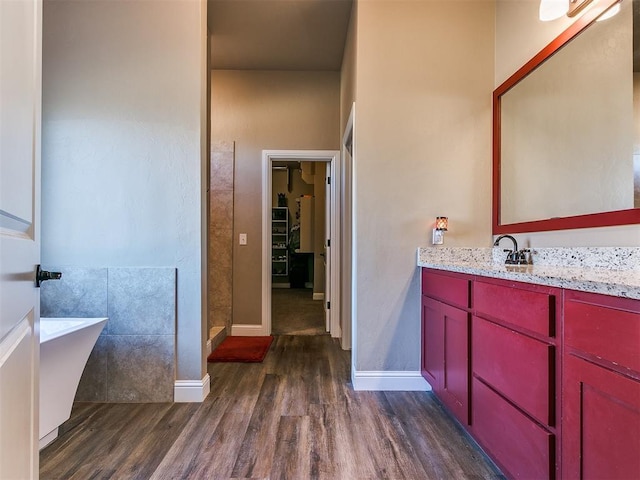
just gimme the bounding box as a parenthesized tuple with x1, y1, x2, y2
(208, 0, 353, 71)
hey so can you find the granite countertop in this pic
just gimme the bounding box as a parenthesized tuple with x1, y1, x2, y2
(417, 247, 640, 300)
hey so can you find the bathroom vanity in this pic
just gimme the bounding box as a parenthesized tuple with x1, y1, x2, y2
(417, 247, 639, 480)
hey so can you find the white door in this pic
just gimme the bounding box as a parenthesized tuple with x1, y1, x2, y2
(324, 163, 331, 332)
(0, 0, 42, 478)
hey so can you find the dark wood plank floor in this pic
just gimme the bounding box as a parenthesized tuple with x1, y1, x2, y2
(40, 336, 503, 480)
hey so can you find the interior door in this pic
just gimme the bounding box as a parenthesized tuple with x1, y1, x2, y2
(0, 0, 42, 478)
(324, 162, 331, 332)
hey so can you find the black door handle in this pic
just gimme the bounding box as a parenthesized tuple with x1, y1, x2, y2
(36, 265, 62, 287)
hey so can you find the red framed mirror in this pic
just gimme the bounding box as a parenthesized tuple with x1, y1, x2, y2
(493, 0, 640, 234)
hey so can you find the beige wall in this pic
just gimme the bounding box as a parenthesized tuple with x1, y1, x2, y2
(635, 74, 640, 207)
(496, 0, 640, 246)
(340, 2, 357, 133)
(495, 0, 572, 86)
(339, 1, 357, 352)
(42, 0, 207, 381)
(353, 1, 495, 371)
(211, 70, 340, 325)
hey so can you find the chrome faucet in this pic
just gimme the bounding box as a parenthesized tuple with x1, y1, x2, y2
(493, 235, 529, 265)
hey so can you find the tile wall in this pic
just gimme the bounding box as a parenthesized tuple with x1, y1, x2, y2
(41, 266, 176, 402)
(209, 140, 234, 335)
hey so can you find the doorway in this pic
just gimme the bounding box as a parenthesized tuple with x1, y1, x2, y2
(271, 160, 329, 335)
(261, 150, 341, 339)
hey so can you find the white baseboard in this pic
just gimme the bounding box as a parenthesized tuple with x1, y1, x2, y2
(231, 324, 268, 336)
(312, 293, 325, 301)
(39, 428, 59, 450)
(352, 370, 432, 391)
(174, 375, 211, 402)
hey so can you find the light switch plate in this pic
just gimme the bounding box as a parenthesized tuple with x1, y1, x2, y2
(239, 233, 247, 245)
(432, 229, 444, 245)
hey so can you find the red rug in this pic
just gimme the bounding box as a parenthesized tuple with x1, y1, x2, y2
(207, 336, 273, 363)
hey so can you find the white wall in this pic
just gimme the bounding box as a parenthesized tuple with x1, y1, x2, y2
(42, 0, 207, 382)
(495, 0, 640, 246)
(353, 1, 495, 371)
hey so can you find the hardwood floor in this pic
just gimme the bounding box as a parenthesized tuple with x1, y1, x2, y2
(40, 336, 503, 479)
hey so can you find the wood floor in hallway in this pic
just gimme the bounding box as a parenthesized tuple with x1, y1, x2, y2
(40, 336, 503, 480)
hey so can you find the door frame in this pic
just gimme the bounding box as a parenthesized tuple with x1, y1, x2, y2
(260, 150, 341, 337)
(341, 103, 355, 354)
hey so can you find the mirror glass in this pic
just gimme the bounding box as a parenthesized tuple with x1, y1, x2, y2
(495, 0, 640, 232)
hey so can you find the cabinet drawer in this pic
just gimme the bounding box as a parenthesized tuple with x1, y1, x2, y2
(474, 281, 555, 337)
(421, 269, 470, 309)
(473, 317, 554, 425)
(564, 291, 640, 374)
(473, 378, 554, 480)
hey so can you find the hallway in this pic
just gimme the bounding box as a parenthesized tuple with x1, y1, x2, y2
(272, 288, 326, 336)
(40, 336, 502, 479)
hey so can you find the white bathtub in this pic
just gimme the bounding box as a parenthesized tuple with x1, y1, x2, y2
(39, 317, 107, 449)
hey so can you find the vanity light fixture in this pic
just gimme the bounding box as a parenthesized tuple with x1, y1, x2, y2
(567, 0, 595, 17)
(432, 216, 448, 245)
(539, 0, 598, 21)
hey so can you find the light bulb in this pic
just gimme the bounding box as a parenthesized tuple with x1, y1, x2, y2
(596, 2, 620, 21)
(539, 0, 569, 21)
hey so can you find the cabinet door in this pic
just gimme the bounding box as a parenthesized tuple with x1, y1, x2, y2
(441, 302, 470, 425)
(422, 296, 444, 391)
(563, 354, 640, 479)
(421, 296, 469, 425)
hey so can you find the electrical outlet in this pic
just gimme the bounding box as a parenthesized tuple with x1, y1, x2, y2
(239, 233, 247, 245)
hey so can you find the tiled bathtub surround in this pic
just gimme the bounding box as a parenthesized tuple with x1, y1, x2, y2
(41, 267, 108, 318)
(417, 247, 640, 300)
(41, 267, 176, 402)
(209, 140, 234, 337)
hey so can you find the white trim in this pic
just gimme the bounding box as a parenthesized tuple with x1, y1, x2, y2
(342, 102, 355, 353)
(312, 293, 324, 301)
(39, 429, 59, 451)
(262, 150, 341, 338)
(174, 375, 211, 402)
(206, 338, 212, 355)
(344, 103, 358, 383)
(231, 324, 268, 336)
(352, 371, 431, 391)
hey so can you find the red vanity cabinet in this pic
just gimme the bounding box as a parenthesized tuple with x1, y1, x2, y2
(471, 279, 560, 480)
(562, 290, 640, 480)
(421, 267, 640, 480)
(421, 269, 471, 425)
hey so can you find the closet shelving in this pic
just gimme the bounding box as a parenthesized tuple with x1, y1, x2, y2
(271, 207, 289, 276)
